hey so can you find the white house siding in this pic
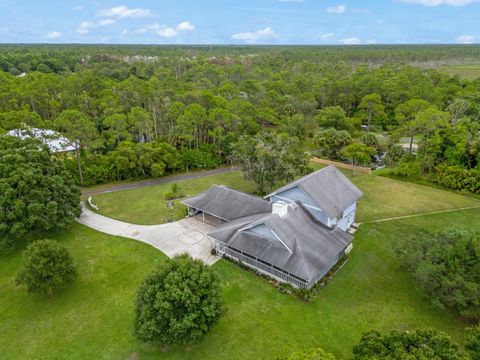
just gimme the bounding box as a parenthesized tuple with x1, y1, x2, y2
(337, 202, 357, 231)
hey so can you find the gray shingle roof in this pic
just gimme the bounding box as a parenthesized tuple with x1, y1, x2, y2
(266, 165, 363, 219)
(208, 202, 352, 281)
(182, 185, 272, 222)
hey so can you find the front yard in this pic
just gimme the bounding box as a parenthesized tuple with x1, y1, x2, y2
(1, 169, 480, 359)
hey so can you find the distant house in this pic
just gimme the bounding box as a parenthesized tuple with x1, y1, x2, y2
(6, 127, 75, 154)
(182, 165, 363, 289)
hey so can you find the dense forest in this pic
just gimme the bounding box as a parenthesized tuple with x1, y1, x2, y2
(1, 45, 479, 192)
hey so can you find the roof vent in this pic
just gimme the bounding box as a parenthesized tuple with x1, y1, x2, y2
(272, 201, 289, 217)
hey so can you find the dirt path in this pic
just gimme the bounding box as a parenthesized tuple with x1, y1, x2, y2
(361, 205, 480, 224)
(82, 166, 240, 196)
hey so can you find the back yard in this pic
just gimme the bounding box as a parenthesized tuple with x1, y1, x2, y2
(2, 169, 480, 359)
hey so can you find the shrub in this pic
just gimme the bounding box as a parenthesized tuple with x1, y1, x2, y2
(432, 165, 480, 194)
(396, 228, 480, 319)
(465, 325, 480, 359)
(16, 240, 77, 295)
(352, 328, 463, 359)
(134, 254, 223, 345)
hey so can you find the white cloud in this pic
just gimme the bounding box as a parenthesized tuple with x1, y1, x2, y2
(231, 27, 278, 43)
(338, 37, 361, 44)
(321, 32, 334, 39)
(399, 0, 474, 6)
(0, 27, 9, 32)
(73, 5, 83, 11)
(46, 31, 61, 39)
(120, 29, 128, 36)
(97, 5, 152, 19)
(365, 39, 378, 44)
(76, 19, 116, 34)
(456, 35, 475, 43)
(156, 27, 177, 38)
(177, 21, 195, 31)
(276, 0, 304, 2)
(326, 4, 346, 13)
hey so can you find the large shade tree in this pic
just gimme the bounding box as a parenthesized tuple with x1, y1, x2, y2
(0, 136, 81, 252)
(233, 132, 311, 194)
(134, 254, 222, 345)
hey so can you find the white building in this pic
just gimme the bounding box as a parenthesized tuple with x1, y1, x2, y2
(7, 127, 75, 154)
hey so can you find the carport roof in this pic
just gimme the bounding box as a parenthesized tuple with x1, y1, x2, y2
(182, 185, 272, 222)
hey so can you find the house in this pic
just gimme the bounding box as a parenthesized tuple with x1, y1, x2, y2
(265, 165, 363, 231)
(7, 127, 75, 154)
(182, 165, 363, 289)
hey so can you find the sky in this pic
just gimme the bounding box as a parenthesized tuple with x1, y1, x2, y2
(0, 0, 479, 45)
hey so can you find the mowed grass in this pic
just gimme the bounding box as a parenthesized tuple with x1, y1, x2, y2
(2, 209, 479, 359)
(91, 171, 256, 225)
(92, 165, 480, 225)
(0, 224, 166, 360)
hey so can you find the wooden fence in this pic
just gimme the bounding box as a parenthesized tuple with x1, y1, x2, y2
(311, 157, 372, 175)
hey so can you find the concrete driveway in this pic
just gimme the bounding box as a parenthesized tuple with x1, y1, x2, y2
(77, 206, 220, 265)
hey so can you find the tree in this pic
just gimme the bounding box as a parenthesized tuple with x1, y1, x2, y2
(55, 110, 97, 186)
(395, 99, 431, 152)
(128, 106, 154, 142)
(315, 106, 353, 132)
(360, 133, 379, 150)
(465, 325, 480, 359)
(134, 254, 222, 345)
(15, 240, 77, 295)
(340, 143, 376, 167)
(0, 136, 81, 252)
(233, 133, 311, 194)
(396, 228, 480, 319)
(358, 93, 386, 131)
(352, 328, 464, 359)
(314, 128, 352, 159)
(0, 110, 44, 130)
(103, 113, 132, 148)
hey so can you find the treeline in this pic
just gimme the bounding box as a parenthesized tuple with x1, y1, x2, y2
(2, 44, 480, 76)
(0, 46, 479, 189)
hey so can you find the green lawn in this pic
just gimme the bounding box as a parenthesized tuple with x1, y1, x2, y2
(91, 165, 480, 225)
(0, 224, 166, 360)
(2, 209, 479, 359)
(91, 171, 256, 225)
(3, 167, 480, 359)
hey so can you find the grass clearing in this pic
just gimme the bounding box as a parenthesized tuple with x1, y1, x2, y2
(441, 64, 480, 80)
(2, 209, 479, 359)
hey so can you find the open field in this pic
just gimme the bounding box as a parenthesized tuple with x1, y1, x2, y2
(441, 64, 480, 80)
(90, 166, 480, 225)
(2, 208, 479, 359)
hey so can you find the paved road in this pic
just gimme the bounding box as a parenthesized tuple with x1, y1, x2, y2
(82, 166, 240, 196)
(77, 206, 220, 265)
